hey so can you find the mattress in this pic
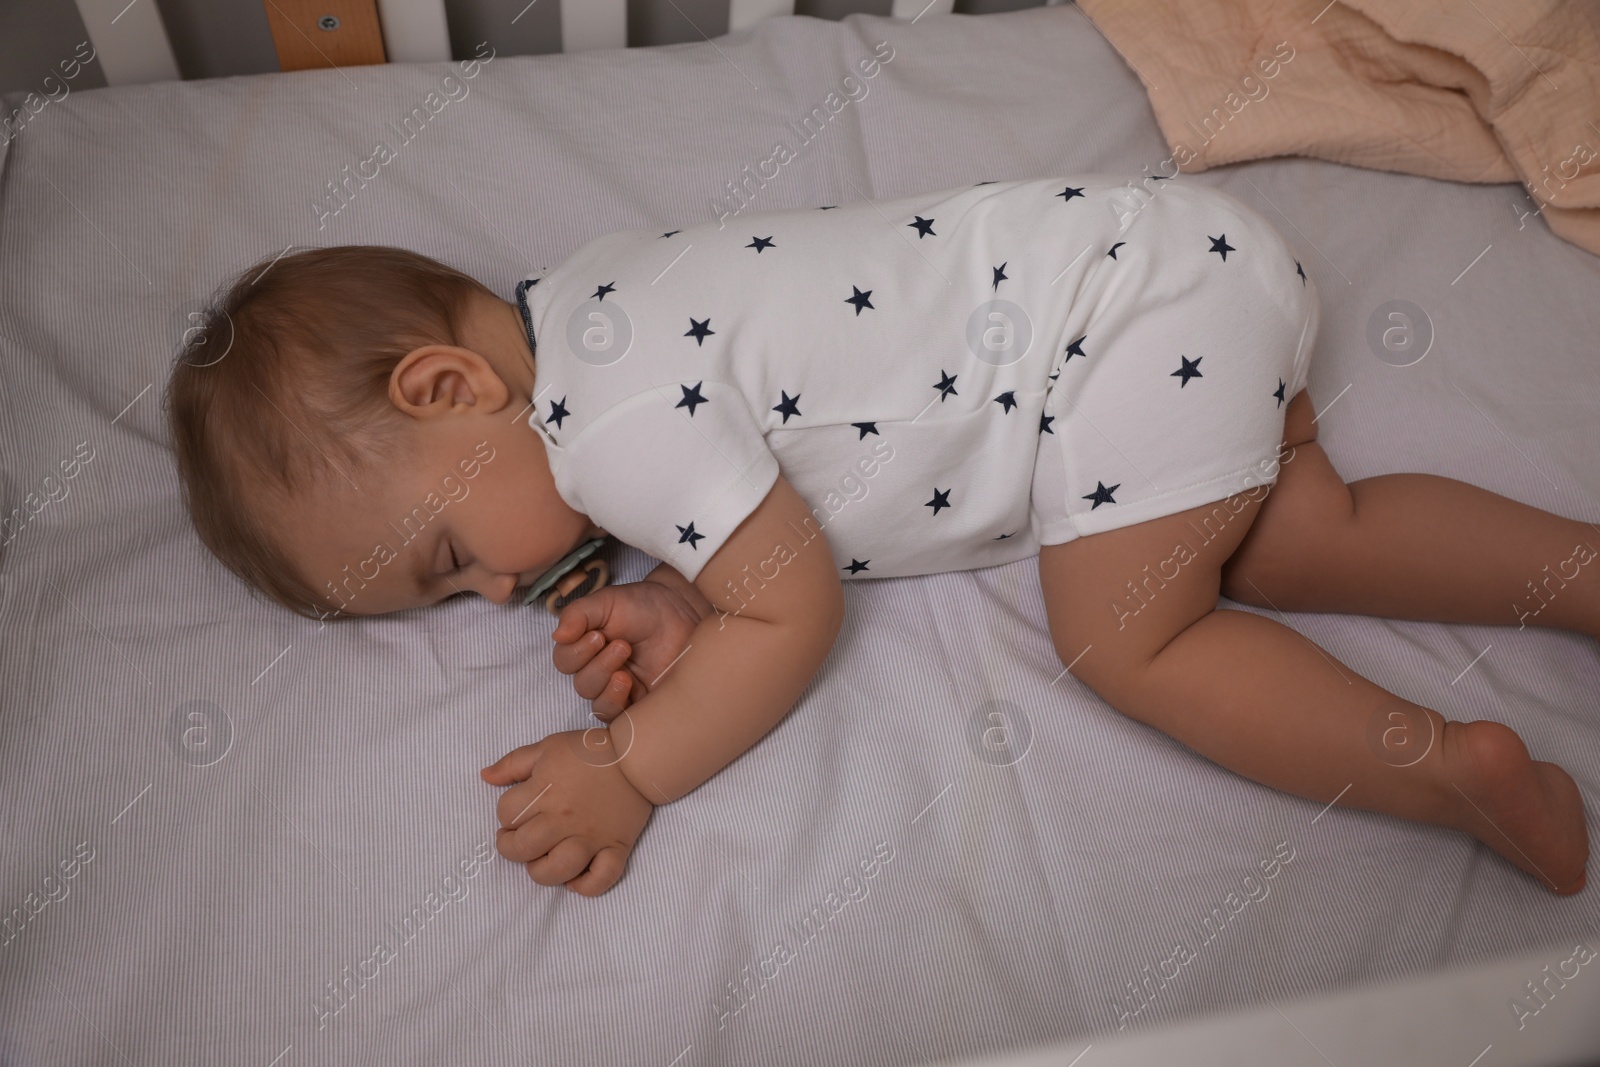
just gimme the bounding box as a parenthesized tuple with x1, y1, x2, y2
(2, 5, 1598, 1065)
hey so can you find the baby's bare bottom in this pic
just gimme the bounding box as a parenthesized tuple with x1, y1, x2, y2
(1039, 389, 1594, 894)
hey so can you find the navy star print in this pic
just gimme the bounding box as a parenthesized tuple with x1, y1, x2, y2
(677, 381, 707, 415)
(1083, 481, 1119, 509)
(1172, 355, 1202, 387)
(685, 317, 714, 345)
(537, 179, 1322, 587)
(773, 390, 802, 423)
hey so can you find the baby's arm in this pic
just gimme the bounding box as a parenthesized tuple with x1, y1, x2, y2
(482, 474, 843, 894)
(607, 474, 845, 803)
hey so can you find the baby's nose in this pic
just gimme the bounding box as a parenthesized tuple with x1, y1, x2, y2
(481, 574, 519, 606)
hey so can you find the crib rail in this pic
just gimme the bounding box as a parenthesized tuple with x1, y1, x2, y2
(65, 0, 994, 88)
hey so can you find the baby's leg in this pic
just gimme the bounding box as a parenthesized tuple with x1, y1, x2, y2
(1222, 392, 1600, 636)
(1037, 402, 1589, 893)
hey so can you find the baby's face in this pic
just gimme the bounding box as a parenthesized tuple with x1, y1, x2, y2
(279, 295, 601, 616)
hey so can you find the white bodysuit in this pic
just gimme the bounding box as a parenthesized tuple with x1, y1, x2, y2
(516, 175, 1320, 584)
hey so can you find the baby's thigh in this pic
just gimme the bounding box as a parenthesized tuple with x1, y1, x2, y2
(1038, 490, 1266, 702)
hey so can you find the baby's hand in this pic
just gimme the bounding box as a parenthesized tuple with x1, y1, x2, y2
(480, 730, 654, 896)
(551, 567, 709, 723)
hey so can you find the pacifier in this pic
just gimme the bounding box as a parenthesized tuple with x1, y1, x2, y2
(522, 535, 611, 615)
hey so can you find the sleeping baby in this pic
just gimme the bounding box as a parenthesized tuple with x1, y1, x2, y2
(166, 175, 1593, 898)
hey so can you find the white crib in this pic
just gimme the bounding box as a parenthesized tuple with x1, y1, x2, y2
(67, 0, 1075, 84)
(4, 2, 1598, 1065)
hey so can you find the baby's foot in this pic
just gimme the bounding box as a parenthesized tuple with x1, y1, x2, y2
(1442, 720, 1588, 894)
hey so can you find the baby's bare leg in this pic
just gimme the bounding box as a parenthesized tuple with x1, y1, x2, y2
(1038, 442, 1588, 893)
(1222, 392, 1600, 636)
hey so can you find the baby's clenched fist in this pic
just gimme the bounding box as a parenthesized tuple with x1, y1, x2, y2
(550, 566, 709, 722)
(480, 729, 654, 896)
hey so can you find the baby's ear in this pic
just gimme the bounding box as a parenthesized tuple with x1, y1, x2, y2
(389, 345, 497, 414)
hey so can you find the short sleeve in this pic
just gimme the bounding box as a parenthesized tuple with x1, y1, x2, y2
(552, 382, 781, 583)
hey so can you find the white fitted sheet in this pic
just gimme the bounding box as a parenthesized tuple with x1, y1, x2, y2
(2, 6, 1599, 1065)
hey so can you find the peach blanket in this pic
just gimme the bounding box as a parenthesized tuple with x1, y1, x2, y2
(1074, 0, 1600, 255)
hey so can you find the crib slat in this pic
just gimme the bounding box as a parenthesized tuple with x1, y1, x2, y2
(374, 0, 452, 63)
(729, 0, 796, 33)
(889, 0, 955, 18)
(561, 0, 627, 52)
(71, 0, 180, 84)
